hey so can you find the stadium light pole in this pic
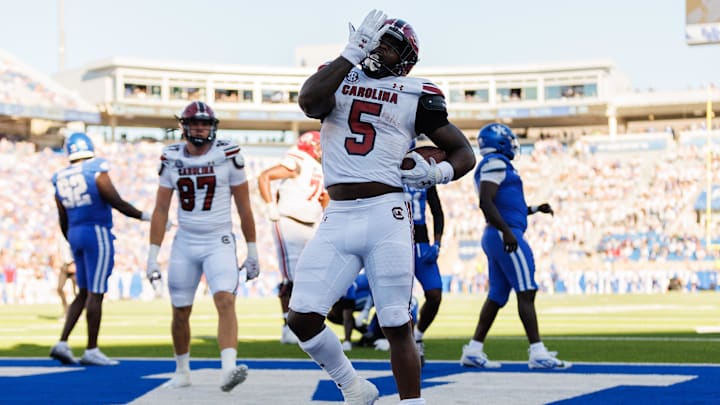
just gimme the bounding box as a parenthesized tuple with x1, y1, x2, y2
(58, 0, 65, 71)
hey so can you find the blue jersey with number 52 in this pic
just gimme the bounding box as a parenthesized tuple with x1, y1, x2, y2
(52, 157, 113, 228)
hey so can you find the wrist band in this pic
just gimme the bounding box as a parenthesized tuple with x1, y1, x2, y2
(437, 161, 454, 184)
(148, 244, 160, 262)
(246, 242, 258, 259)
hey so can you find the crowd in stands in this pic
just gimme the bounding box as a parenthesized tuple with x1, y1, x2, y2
(0, 134, 718, 306)
(0, 50, 95, 112)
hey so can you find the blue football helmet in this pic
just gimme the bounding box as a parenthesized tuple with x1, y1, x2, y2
(65, 132, 95, 161)
(477, 123, 519, 160)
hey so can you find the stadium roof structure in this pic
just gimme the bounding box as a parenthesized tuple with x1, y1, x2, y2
(0, 49, 99, 124)
(52, 56, 720, 141)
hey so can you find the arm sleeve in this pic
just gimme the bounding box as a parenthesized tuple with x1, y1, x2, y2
(279, 151, 301, 171)
(414, 94, 450, 135)
(158, 159, 174, 188)
(479, 158, 507, 185)
(94, 158, 110, 173)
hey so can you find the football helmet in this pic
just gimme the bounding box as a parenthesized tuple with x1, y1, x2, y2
(65, 132, 95, 161)
(362, 18, 419, 78)
(297, 131, 321, 160)
(177, 101, 219, 146)
(477, 123, 519, 160)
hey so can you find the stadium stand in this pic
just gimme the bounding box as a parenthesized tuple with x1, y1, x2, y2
(0, 49, 97, 115)
(0, 51, 719, 305)
(0, 133, 718, 305)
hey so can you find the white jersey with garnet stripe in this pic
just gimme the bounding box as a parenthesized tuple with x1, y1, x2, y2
(320, 67, 444, 188)
(158, 139, 247, 235)
(276, 146, 324, 224)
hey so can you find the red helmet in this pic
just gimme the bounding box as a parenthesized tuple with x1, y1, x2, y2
(297, 131, 321, 160)
(362, 18, 419, 78)
(177, 101, 219, 146)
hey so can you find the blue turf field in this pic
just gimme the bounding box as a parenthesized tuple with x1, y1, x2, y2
(0, 358, 717, 404)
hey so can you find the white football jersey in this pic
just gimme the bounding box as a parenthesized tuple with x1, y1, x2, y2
(158, 140, 247, 235)
(321, 67, 441, 187)
(276, 146, 324, 223)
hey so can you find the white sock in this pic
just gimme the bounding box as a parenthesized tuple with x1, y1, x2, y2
(85, 347, 100, 355)
(468, 340, 484, 352)
(175, 352, 190, 373)
(530, 342, 546, 354)
(414, 326, 424, 341)
(399, 398, 426, 404)
(220, 348, 237, 373)
(56, 341, 68, 348)
(298, 327, 356, 388)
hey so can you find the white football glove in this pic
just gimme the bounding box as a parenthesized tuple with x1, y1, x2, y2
(146, 244, 162, 291)
(355, 309, 370, 328)
(241, 242, 260, 281)
(341, 9, 389, 65)
(265, 202, 280, 222)
(400, 152, 454, 189)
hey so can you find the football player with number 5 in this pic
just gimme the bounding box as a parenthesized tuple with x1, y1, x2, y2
(289, 9, 475, 405)
(146, 101, 258, 392)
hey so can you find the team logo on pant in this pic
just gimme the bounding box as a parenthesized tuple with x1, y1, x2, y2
(391, 207, 404, 220)
(221, 235, 231, 244)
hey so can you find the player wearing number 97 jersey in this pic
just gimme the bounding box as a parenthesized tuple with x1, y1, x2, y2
(147, 101, 257, 392)
(50, 132, 150, 367)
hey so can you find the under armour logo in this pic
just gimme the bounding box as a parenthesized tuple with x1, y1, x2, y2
(392, 83, 404, 91)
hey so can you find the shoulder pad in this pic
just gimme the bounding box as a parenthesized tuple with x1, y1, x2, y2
(419, 94, 447, 111)
(421, 81, 444, 97)
(162, 143, 183, 158)
(232, 152, 245, 169)
(220, 141, 241, 160)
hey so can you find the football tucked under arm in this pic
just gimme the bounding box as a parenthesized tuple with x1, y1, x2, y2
(401, 146, 447, 170)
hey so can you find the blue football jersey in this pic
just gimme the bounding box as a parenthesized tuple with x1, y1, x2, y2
(52, 157, 113, 228)
(474, 153, 527, 232)
(343, 273, 372, 311)
(404, 185, 428, 226)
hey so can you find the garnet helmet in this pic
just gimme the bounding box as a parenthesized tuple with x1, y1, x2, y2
(177, 101, 219, 146)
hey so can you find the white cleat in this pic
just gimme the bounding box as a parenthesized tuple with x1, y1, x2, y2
(460, 345, 501, 368)
(528, 349, 572, 370)
(79, 349, 119, 366)
(220, 364, 248, 392)
(50, 344, 78, 365)
(162, 371, 191, 388)
(341, 376, 379, 405)
(342, 340, 353, 352)
(280, 325, 299, 345)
